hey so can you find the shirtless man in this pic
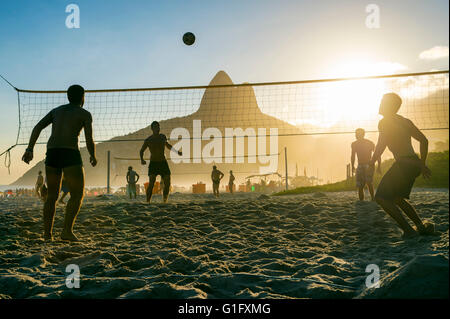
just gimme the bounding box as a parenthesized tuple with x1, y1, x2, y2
(35, 171, 44, 198)
(140, 121, 181, 203)
(22, 85, 97, 241)
(351, 128, 381, 201)
(126, 166, 140, 199)
(211, 166, 224, 197)
(228, 170, 235, 194)
(370, 93, 433, 238)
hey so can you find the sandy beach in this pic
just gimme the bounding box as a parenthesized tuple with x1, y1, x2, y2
(0, 189, 448, 299)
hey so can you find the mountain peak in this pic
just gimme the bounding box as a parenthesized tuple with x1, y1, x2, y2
(194, 70, 262, 117)
(208, 70, 233, 86)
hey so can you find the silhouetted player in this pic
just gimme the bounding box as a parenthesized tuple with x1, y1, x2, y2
(140, 121, 181, 203)
(228, 170, 235, 194)
(35, 171, 44, 198)
(351, 128, 381, 201)
(22, 85, 97, 241)
(126, 166, 140, 199)
(370, 93, 433, 238)
(211, 165, 224, 197)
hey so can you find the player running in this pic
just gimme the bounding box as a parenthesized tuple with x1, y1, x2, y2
(370, 93, 434, 238)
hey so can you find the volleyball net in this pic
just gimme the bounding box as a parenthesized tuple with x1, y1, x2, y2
(1, 70, 448, 156)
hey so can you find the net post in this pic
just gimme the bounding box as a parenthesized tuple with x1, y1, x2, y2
(107, 150, 111, 194)
(284, 147, 288, 191)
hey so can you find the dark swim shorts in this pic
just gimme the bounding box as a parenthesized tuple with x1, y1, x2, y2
(375, 158, 421, 200)
(45, 148, 83, 169)
(148, 160, 171, 176)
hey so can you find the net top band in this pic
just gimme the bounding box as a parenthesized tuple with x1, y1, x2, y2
(15, 70, 449, 94)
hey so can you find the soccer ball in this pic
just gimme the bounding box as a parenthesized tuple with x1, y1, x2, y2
(183, 32, 195, 46)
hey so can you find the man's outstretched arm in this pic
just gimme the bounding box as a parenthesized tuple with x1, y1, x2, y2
(165, 141, 182, 155)
(84, 113, 97, 167)
(140, 140, 149, 164)
(410, 122, 428, 165)
(376, 155, 382, 173)
(22, 112, 53, 164)
(372, 142, 382, 173)
(410, 121, 430, 178)
(370, 132, 387, 167)
(351, 144, 356, 173)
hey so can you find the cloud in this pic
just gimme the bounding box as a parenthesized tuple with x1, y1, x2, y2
(419, 46, 449, 60)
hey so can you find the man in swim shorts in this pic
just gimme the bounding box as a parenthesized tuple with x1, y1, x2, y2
(22, 84, 97, 241)
(351, 128, 381, 201)
(211, 165, 224, 197)
(228, 170, 235, 194)
(126, 166, 140, 199)
(370, 93, 432, 238)
(35, 171, 44, 198)
(140, 121, 182, 203)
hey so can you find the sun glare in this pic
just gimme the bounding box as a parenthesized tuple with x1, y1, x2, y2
(291, 59, 408, 129)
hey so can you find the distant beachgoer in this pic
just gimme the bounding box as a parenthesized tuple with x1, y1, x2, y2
(58, 177, 70, 205)
(228, 170, 235, 194)
(22, 84, 97, 241)
(211, 165, 224, 197)
(126, 166, 140, 199)
(35, 171, 44, 198)
(140, 121, 182, 203)
(41, 184, 48, 201)
(370, 93, 433, 238)
(351, 128, 381, 201)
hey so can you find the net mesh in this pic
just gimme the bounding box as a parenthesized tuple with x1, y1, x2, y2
(14, 71, 449, 146)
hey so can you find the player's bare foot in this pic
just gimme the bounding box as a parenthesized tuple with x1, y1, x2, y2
(401, 230, 419, 240)
(61, 231, 79, 242)
(414, 222, 435, 235)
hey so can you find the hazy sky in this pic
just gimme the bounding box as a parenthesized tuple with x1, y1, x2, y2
(0, 0, 448, 184)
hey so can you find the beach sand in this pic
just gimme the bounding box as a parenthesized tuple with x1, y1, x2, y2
(0, 189, 448, 299)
